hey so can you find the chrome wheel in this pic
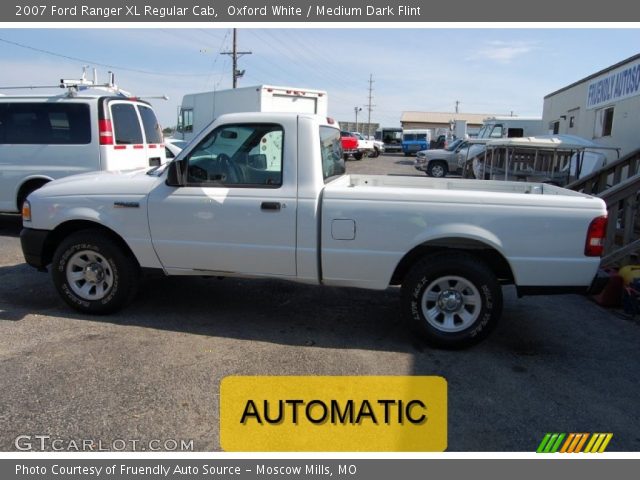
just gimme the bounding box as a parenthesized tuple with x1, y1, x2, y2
(65, 250, 114, 301)
(430, 164, 446, 177)
(421, 275, 480, 333)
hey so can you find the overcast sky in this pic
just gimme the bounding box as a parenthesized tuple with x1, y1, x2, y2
(1, 28, 639, 128)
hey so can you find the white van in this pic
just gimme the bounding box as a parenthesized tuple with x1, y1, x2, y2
(0, 93, 165, 213)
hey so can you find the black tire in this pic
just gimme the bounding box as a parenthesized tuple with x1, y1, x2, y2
(353, 152, 364, 161)
(402, 253, 503, 349)
(427, 161, 448, 178)
(51, 230, 139, 314)
(368, 147, 380, 158)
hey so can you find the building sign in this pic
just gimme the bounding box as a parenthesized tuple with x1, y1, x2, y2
(586, 58, 640, 109)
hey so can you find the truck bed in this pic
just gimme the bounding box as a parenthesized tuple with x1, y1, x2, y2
(325, 174, 598, 209)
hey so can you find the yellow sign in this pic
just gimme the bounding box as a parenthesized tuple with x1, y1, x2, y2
(220, 376, 447, 451)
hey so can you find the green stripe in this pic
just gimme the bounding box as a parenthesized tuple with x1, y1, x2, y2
(537, 433, 552, 453)
(550, 433, 566, 453)
(544, 434, 560, 453)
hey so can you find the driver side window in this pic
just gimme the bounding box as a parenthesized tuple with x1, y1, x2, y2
(185, 123, 284, 187)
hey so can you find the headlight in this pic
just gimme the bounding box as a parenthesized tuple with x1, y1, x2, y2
(22, 200, 31, 222)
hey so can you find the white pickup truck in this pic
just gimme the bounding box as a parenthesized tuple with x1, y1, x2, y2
(20, 113, 608, 348)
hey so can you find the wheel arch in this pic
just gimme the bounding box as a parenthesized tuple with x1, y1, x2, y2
(16, 176, 54, 210)
(390, 237, 515, 286)
(41, 220, 140, 270)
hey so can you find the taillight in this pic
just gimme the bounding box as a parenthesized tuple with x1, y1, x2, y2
(585, 216, 608, 257)
(99, 119, 114, 145)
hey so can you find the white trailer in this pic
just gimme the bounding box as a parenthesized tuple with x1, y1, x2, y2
(178, 85, 328, 141)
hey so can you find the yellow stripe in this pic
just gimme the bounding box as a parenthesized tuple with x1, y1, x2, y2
(590, 433, 606, 453)
(574, 433, 589, 453)
(597, 433, 613, 453)
(560, 434, 575, 453)
(584, 433, 598, 453)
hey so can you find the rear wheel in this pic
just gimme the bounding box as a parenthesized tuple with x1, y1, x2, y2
(353, 152, 364, 161)
(402, 253, 503, 348)
(427, 161, 448, 178)
(51, 230, 139, 314)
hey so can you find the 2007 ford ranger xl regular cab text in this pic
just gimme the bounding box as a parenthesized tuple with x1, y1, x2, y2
(20, 113, 608, 348)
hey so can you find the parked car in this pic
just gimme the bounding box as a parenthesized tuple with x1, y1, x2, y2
(21, 112, 608, 348)
(414, 138, 465, 177)
(351, 132, 384, 157)
(164, 138, 188, 159)
(340, 131, 361, 160)
(0, 77, 165, 213)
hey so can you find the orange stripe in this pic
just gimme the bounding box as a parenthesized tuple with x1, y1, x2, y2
(567, 434, 582, 453)
(560, 433, 575, 453)
(574, 433, 589, 453)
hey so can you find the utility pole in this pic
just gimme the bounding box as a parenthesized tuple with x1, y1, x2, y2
(366, 74, 375, 137)
(455, 100, 460, 114)
(354, 107, 362, 132)
(221, 28, 252, 88)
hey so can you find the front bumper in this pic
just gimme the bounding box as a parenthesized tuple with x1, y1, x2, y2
(20, 227, 50, 270)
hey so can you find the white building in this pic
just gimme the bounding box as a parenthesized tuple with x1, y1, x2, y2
(543, 53, 640, 158)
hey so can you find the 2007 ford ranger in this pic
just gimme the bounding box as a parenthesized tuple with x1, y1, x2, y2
(20, 113, 607, 348)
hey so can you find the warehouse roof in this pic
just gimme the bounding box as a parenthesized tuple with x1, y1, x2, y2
(400, 111, 496, 125)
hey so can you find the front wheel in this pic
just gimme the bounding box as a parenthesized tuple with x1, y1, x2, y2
(402, 253, 503, 348)
(353, 152, 364, 160)
(51, 230, 139, 314)
(368, 147, 380, 158)
(427, 161, 448, 178)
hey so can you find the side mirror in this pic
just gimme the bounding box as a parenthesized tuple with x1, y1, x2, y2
(165, 160, 184, 187)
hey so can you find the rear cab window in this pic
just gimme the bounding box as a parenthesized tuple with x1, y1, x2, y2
(320, 126, 344, 183)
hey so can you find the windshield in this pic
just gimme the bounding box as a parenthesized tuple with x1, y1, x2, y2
(403, 133, 427, 141)
(168, 140, 187, 149)
(446, 139, 464, 151)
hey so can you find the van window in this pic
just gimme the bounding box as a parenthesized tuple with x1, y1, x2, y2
(0, 103, 91, 145)
(138, 105, 163, 144)
(111, 103, 143, 145)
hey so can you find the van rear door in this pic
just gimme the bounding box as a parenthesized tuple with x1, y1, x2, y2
(102, 99, 165, 170)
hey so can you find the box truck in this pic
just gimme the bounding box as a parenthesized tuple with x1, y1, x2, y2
(178, 85, 328, 141)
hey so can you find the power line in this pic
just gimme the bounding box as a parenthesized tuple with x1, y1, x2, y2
(0, 36, 215, 77)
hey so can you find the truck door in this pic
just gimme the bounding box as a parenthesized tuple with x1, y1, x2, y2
(147, 120, 297, 276)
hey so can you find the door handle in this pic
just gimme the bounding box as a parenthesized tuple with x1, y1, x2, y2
(261, 201, 281, 211)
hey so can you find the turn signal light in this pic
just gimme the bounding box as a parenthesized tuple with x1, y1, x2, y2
(22, 200, 31, 222)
